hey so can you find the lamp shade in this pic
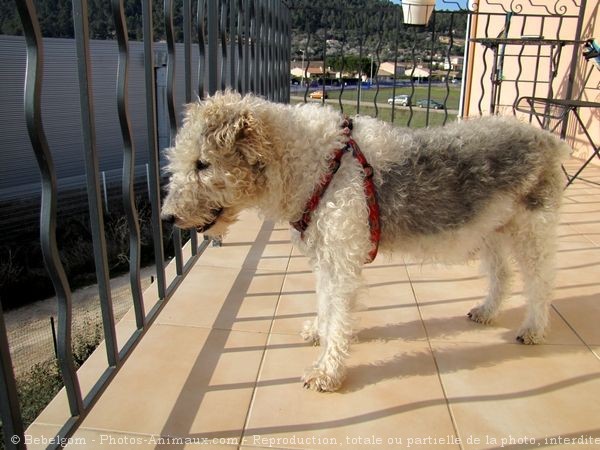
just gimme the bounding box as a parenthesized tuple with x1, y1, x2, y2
(402, 0, 436, 25)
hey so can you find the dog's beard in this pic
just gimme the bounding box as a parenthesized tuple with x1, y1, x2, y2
(196, 207, 224, 233)
(197, 208, 239, 237)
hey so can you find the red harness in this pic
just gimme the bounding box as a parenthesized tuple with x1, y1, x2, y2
(290, 117, 381, 263)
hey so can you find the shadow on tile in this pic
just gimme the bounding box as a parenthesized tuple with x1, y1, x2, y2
(342, 341, 600, 394)
(156, 220, 283, 443)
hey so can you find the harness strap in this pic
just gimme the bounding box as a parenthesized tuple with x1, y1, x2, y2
(290, 117, 380, 263)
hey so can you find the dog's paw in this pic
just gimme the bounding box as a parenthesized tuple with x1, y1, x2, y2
(516, 328, 546, 345)
(302, 367, 342, 392)
(467, 305, 495, 325)
(300, 320, 320, 346)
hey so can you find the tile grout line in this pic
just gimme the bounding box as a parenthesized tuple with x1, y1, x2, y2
(552, 222, 600, 362)
(403, 258, 465, 450)
(571, 222, 600, 247)
(239, 231, 297, 447)
(550, 303, 600, 364)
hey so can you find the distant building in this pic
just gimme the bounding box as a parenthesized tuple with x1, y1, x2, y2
(377, 62, 403, 78)
(443, 56, 464, 71)
(290, 60, 325, 79)
(405, 66, 430, 82)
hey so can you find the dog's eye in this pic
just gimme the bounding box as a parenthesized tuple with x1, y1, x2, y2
(196, 160, 210, 171)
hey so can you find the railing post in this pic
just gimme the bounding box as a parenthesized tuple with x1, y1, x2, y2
(164, 0, 184, 276)
(183, 0, 199, 255)
(111, 0, 144, 329)
(72, 0, 119, 367)
(142, 0, 167, 300)
(197, 0, 207, 97)
(207, 0, 219, 94)
(16, 0, 84, 419)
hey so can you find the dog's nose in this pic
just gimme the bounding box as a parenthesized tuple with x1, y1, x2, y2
(162, 214, 176, 224)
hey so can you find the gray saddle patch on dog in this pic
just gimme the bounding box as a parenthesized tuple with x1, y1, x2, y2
(377, 130, 542, 236)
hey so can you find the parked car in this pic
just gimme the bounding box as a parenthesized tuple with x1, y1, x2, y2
(387, 94, 411, 106)
(416, 99, 445, 109)
(309, 90, 328, 99)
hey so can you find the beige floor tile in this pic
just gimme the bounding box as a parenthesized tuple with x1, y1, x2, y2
(196, 236, 293, 272)
(271, 261, 426, 342)
(569, 223, 600, 246)
(270, 269, 316, 336)
(407, 263, 581, 345)
(562, 212, 600, 232)
(155, 266, 284, 333)
(556, 225, 598, 251)
(65, 429, 158, 449)
(21, 423, 66, 450)
(563, 189, 600, 206)
(240, 446, 288, 450)
(32, 319, 139, 427)
(285, 245, 313, 273)
(66, 429, 239, 449)
(77, 324, 267, 440)
(121, 281, 162, 325)
(244, 333, 459, 449)
(553, 287, 600, 346)
(433, 342, 600, 449)
(195, 216, 293, 272)
(356, 263, 426, 342)
(560, 200, 600, 215)
(555, 247, 600, 288)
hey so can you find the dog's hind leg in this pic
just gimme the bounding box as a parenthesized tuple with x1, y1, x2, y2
(510, 210, 559, 344)
(469, 233, 513, 324)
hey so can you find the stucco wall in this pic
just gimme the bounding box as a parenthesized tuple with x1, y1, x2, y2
(462, 1, 599, 164)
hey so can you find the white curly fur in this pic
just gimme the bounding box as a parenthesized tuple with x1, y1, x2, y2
(162, 91, 570, 392)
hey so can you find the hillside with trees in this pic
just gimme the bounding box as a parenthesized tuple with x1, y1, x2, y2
(1, 0, 467, 61)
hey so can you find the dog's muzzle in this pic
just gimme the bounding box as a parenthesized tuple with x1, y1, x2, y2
(196, 207, 224, 233)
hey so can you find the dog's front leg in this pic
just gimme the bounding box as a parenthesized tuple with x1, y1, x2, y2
(302, 260, 361, 392)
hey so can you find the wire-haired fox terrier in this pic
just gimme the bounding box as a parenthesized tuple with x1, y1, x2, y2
(161, 91, 569, 392)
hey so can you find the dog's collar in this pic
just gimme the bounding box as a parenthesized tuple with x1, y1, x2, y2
(290, 116, 380, 263)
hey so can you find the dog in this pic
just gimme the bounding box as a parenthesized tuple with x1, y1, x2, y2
(161, 91, 569, 392)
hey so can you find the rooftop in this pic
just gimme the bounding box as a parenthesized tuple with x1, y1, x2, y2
(28, 159, 600, 449)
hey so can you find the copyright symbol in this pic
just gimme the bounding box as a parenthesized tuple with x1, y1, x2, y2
(11, 435, 20, 444)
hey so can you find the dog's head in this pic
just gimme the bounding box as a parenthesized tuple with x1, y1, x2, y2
(161, 91, 270, 236)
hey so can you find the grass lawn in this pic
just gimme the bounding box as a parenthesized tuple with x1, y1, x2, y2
(336, 85, 460, 109)
(291, 85, 461, 128)
(341, 103, 459, 128)
(294, 85, 460, 108)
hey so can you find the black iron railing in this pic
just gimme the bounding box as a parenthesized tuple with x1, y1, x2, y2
(289, 0, 586, 127)
(1, 1, 290, 448)
(289, 1, 471, 127)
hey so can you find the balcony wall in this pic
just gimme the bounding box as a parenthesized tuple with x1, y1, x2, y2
(463, 0, 599, 163)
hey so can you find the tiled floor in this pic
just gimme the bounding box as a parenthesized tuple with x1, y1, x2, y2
(29, 160, 600, 449)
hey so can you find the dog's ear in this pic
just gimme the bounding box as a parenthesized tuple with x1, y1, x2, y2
(233, 111, 270, 168)
(200, 102, 269, 167)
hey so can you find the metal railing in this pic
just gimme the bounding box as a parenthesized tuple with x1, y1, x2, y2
(465, 0, 586, 118)
(1, 1, 290, 448)
(289, 1, 471, 127)
(289, 0, 587, 128)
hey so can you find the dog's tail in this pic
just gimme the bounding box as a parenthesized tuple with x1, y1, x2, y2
(524, 128, 571, 211)
(543, 128, 572, 163)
